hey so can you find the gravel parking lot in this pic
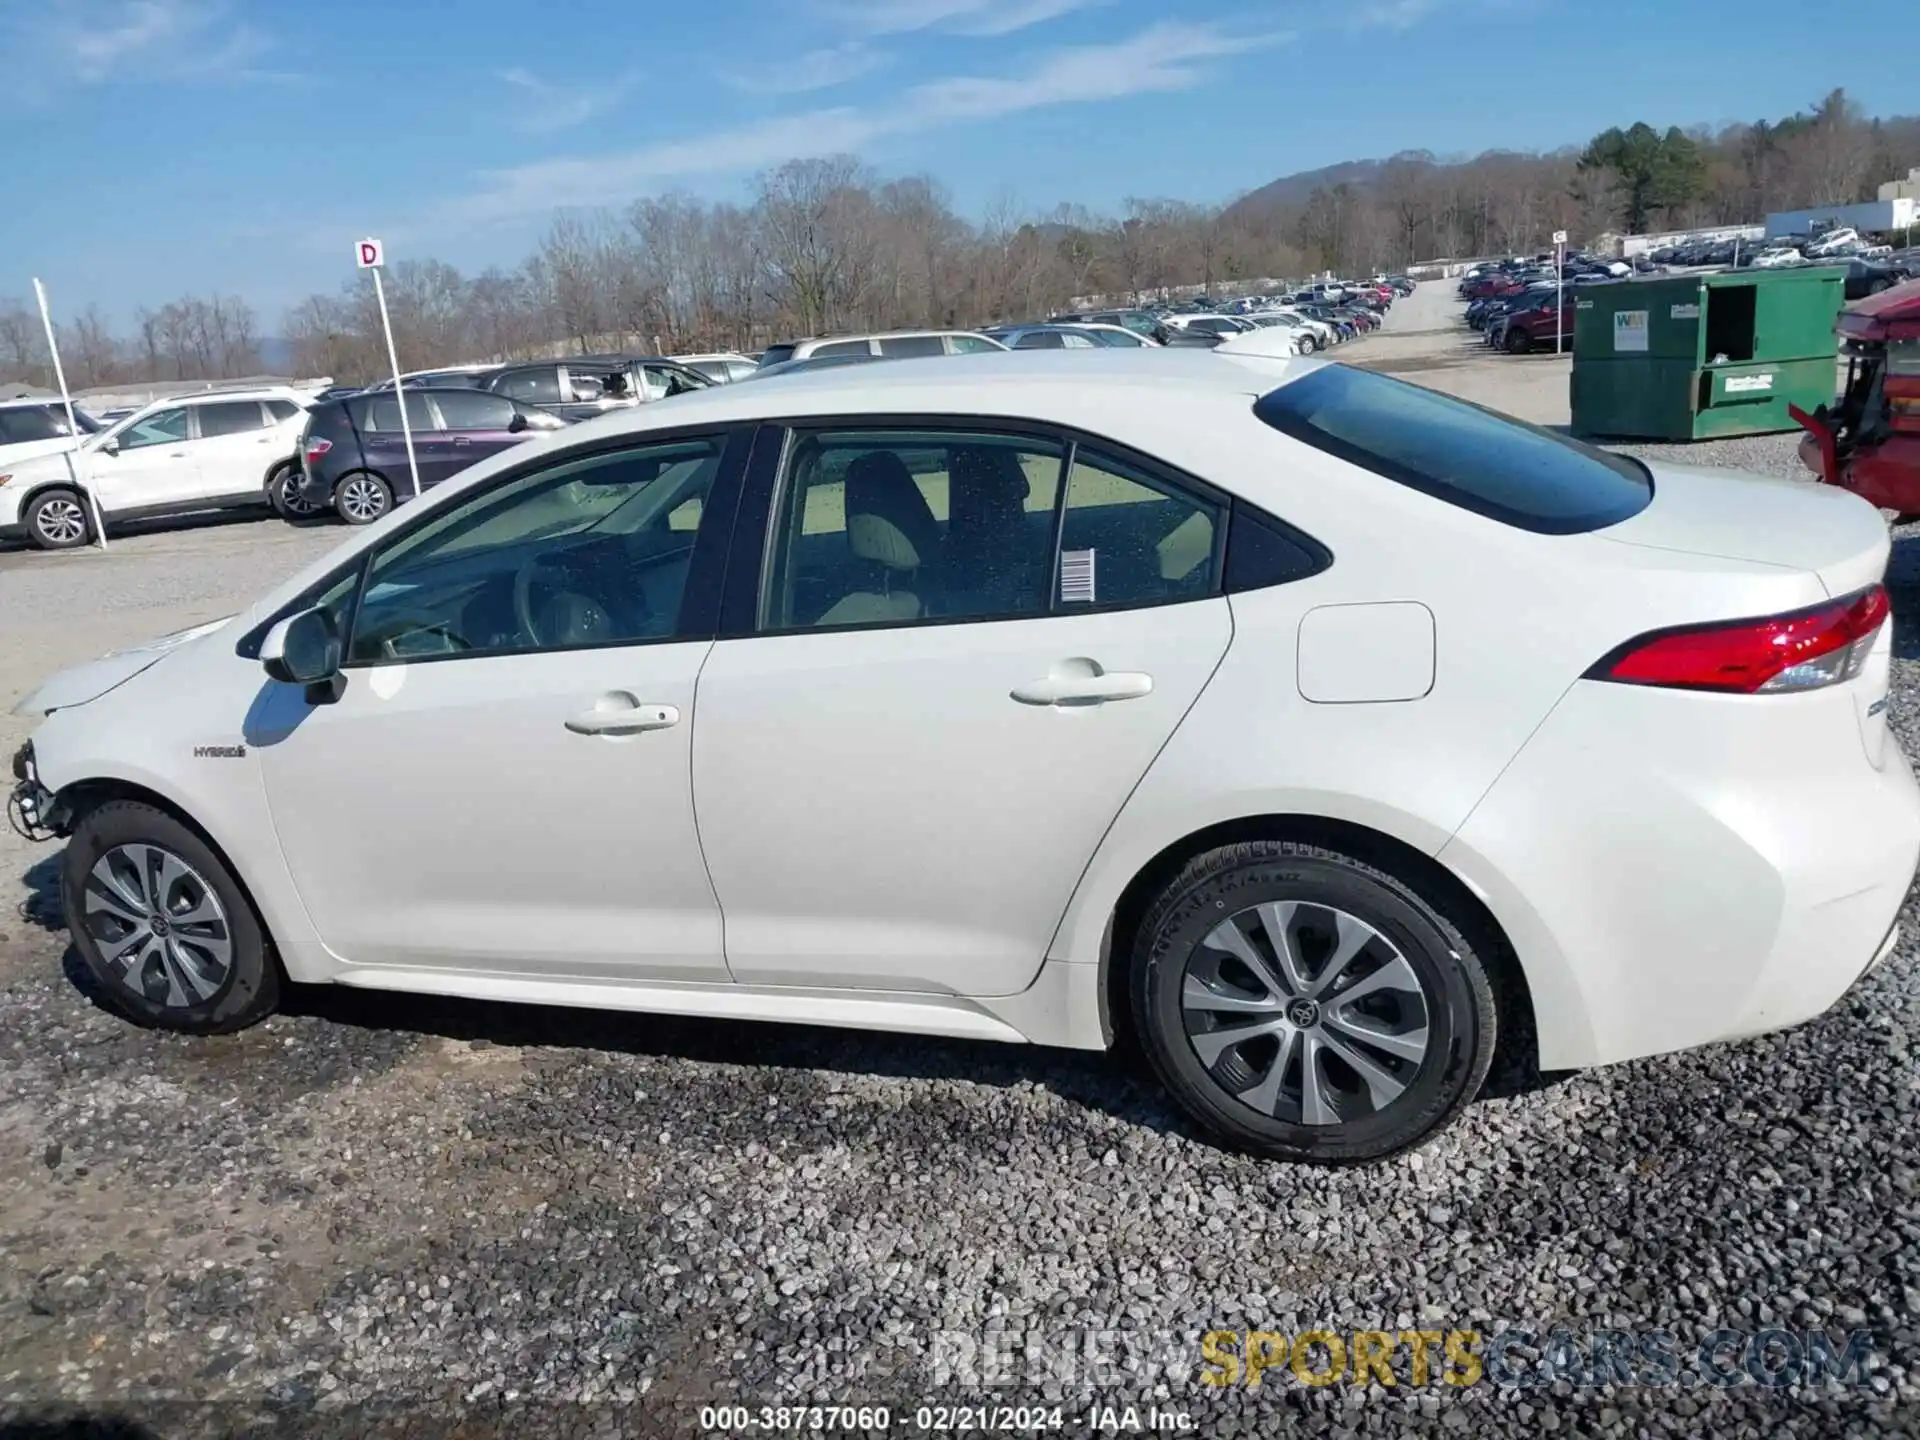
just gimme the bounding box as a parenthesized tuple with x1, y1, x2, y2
(4, 293, 1918, 1436)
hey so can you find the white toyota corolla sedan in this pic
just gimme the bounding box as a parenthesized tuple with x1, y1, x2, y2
(10, 350, 1917, 1162)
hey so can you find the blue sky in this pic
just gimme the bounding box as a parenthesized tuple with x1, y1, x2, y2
(3, 0, 1915, 328)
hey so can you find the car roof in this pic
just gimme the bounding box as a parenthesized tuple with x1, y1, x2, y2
(560, 349, 1312, 435)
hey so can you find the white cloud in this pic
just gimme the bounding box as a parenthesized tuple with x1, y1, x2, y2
(452, 20, 1285, 221)
(42, 0, 273, 84)
(823, 0, 1106, 36)
(1350, 0, 1438, 30)
(726, 42, 891, 95)
(908, 21, 1285, 122)
(495, 67, 638, 133)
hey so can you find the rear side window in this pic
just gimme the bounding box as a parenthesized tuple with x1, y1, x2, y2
(759, 345, 797, 367)
(196, 401, 269, 437)
(0, 406, 64, 443)
(813, 340, 873, 359)
(1253, 366, 1653, 534)
(876, 335, 946, 358)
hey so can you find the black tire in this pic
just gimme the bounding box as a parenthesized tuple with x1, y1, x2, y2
(61, 801, 279, 1035)
(24, 487, 92, 550)
(1504, 325, 1531, 355)
(266, 462, 317, 522)
(335, 471, 393, 525)
(1130, 840, 1496, 1164)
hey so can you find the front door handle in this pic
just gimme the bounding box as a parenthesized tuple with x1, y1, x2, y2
(1011, 671, 1153, 706)
(565, 700, 680, 735)
(451, 436, 472, 446)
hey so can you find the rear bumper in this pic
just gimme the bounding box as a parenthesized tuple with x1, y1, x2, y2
(1440, 679, 1920, 1070)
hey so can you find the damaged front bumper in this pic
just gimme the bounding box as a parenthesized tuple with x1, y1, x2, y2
(8, 741, 64, 843)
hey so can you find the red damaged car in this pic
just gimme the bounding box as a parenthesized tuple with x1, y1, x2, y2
(1794, 277, 1920, 517)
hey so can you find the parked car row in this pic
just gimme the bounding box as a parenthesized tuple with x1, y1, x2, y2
(1, 388, 315, 549)
(4, 290, 1406, 551)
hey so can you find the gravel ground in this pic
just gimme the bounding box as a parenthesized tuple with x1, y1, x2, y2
(5, 325, 1920, 1436)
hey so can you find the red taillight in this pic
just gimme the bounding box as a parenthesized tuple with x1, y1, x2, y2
(1587, 585, 1890, 694)
(303, 436, 332, 463)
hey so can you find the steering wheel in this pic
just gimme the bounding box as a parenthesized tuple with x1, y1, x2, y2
(512, 554, 616, 648)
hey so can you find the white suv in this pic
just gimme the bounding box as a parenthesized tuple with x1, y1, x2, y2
(0, 398, 104, 470)
(0, 388, 313, 550)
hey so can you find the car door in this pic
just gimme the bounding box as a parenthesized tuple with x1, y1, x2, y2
(427, 389, 528, 474)
(188, 400, 281, 501)
(251, 426, 751, 982)
(85, 406, 202, 514)
(691, 423, 1234, 997)
(353, 391, 445, 496)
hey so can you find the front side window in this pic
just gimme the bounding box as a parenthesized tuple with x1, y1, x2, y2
(115, 407, 189, 451)
(495, 368, 563, 405)
(355, 393, 437, 434)
(950, 335, 1001, 354)
(265, 400, 300, 422)
(1253, 364, 1653, 534)
(812, 340, 872, 359)
(639, 364, 706, 399)
(762, 429, 1066, 631)
(876, 334, 945, 358)
(196, 401, 269, 437)
(347, 436, 725, 663)
(1014, 331, 1066, 350)
(432, 391, 517, 431)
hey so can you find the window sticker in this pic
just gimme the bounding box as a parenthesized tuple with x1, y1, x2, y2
(1060, 549, 1097, 604)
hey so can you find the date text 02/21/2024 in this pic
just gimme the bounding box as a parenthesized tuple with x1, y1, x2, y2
(696, 1405, 1194, 1432)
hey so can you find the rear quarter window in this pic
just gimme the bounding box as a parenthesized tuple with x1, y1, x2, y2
(1252, 366, 1653, 535)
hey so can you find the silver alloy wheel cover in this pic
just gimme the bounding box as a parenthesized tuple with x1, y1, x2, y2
(83, 843, 234, 1009)
(1181, 901, 1431, 1126)
(35, 498, 86, 544)
(339, 478, 386, 522)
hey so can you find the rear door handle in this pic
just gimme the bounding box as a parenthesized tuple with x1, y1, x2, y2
(451, 436, 472, 447)
(565, 702, 680, 735)
(1011, 672, 1152, 705)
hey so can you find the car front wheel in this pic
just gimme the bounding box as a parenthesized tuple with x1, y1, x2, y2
(62, 800, 279, 1034)
(1131, 840, 1496, 1163)
(25, 488, 92, 549)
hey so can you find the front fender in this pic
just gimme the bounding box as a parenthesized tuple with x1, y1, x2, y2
(27, 643, 334, 982)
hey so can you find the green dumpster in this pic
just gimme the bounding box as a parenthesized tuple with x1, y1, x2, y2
(1568, 267, 1843, 440)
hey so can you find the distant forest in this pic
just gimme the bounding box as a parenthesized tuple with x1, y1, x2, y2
(4, 88, 1914, 388)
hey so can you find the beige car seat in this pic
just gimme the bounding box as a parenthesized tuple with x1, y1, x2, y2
(817, 452, 942, 625)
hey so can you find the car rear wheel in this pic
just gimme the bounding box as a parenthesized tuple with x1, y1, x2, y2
(1130, 840, 1496, 1163)
(25, 488, 92, 550)
(267, 463, 318, 521)
(337, 472, 393, 525)
(62, 801, 279, 1034)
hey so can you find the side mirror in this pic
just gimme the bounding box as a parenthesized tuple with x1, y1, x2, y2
(508, 412, 529, 434)
(99, 436, 120, 456)
(261, 606, 344, 703)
